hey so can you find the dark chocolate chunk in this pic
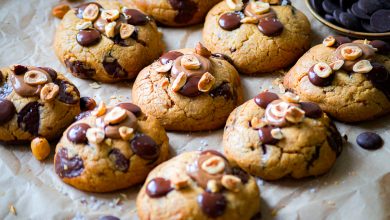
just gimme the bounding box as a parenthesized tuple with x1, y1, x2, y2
(339, 12, 362, 30)
(369, 40, 390, 54)
(38, 67, 58, 80)
(76, 29, 101, 47)
(361, 20, 378, 32)
(55, 148, 84, 178)
(351, 2, 370, 20)
(258, 18, 284, 36)
(198, 192, 227, 218)
(168, 0, 198, 24)
(0, 99, 16, 124)
(13, 65, 28, 75)
(211, 53, 234, 64)
(103, 56, 128, 78)
(310, 0, 326, 15)
(378, 0, 390, 9)
(370, 10, 390, 32)
(65, 59, 95, 79)
(299, 102, 323, 118)
(356, 132, 383, 150)
(258, 126, 278, 145)
(327, 121, 343, 156)
(178, 76, 202, 97)
(231, 167, 249, 184)
(67, 123, 90, 144)
(108, 148, 130, 172)
(55, 79, 80, 105)
(145, 177, 173, 198)
(131, 134, 160, 160)
(80, 97, 96, 111)
(322, 0, 340, 14)
(358, 0, 382, 15)
(308, 65, 334, 87)
(333, 9, 343, 25)
(116, 103, 142, 116)
(98, 216, 120, 220)
(325, 14, 337, 23)
(17, 102, 41, 135)
(333, 36, 352, 46)
(160, 51, 184, 65)
(254, 91, 279, 108)
(365, 62, 390, 99)
(219, 12, 243, 31)
(209, 82, 232, 100)
(123, 9, 149, 25)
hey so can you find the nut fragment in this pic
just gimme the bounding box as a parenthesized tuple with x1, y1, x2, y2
(101, 9, 120, 22)
(241, 16, 259, 24)
(82, 3, 99, 21)
(330, 60, 344, 71)
(341, 46, 363, 61)
(76, 21, 93, 30)
(270, 128, 283, 139)
(153, 60, 173, 73)
(353, 60, 373, 74)
(181, 55, 201, 70)
(120, 23, 135, 39)
(198, 72, 216, 92)
(86, 128, 105, 144)
(105, 22, 117, 38)
(251, 116, 266, 129)
(40, 83, 59, 102)
(221, 175, 242, 192)
(104, 107, 128, 124)
(118, 126, 134, 141)
(171, 72, 187, 92)
(201, 156, 225, 175)
(31, 137, 50, 161)
(92, 101, 107, 116)
(207, 180, 220, 193)
(285, 106, 305, 123)
(280, 92, 300, 103)
(52, 4, 70, 19)
(195, 43, 211, 58)
(24, 70, 49, 85)
(171, 174, 190, 190)
(323, 36, 336, 47)
(251, 1, 271, 15)
(313, 62, 333, 78)
(161, 78, 170, 89)
(226, 0, 244, 11)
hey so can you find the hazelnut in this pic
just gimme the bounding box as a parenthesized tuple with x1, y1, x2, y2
(330, 60, 344, 71)
(201, 156, 225, 175)
(80, 97, 97, 111)
(118, 126, 134, 141)
(161, 78, 170, 89)
(92, 101, 107, 116)
(262, 0, 281, 4)
(104, 107, 128, 125)
(251, 1, 270, 15)
(152, 60, 173, 73)
(265, 101, 289, 126)
(206, 180, 220, 193)
(198, 72, 216, 92)
(24, 70, 49, 85)
(120, 23, 135, 39)
(31, 137, 50, 161)
(221, 175, 242, 192)
(105, 22, 117, 38)
(241, 16, 259, 24)
(226, 0, 244, 11)
(353, 60, 373, 74)
(313, 62, 333, 78)
(181, 55, 201, 70)
(171, 174, 190, 190)
(104, 138, 113, 146)
(52, 4, 70, 19)
(322, 36, 336, 47)
(195, 43, 212, 58)
(82, 4, 99, 21)
(101, 9, 120, 22)
(251, 116, 266, 129)
(40, 83, 59, 102)
(280, 92, 300, 103)
(171, 72, 187, 92)
(285, 106, 305, 123)
(341, 46, 363, 61)
(270, 128, 283, 139)
(76, 21, 93, 30)
(86, 128, 105, 144)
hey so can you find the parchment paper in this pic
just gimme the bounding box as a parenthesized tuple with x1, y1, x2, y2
(0, 0, 389, 219)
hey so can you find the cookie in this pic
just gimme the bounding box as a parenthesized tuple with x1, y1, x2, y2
(284, 36, 390, 122)
(0, 65, 81, 143)
(136, 150, 261, 220)
(130, 0, 222, 27)
(54, 0, 164, 83)
(223, 91, 343, 180)
(202, 0, 311, 75)
(54, 102, 169, 192)
(132, 43, 243, 131)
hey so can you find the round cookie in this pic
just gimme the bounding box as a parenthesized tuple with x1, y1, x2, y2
(137, 150, 261, 220)
(202, 0, 311, 75)
(223, 91, 343, 180)
(54, 102, 169, 192)
(284, 37, 390, 122)
(130, 0, 222, 27)
(54, 0, 164, 83)
(0, 65, 81, 143)
(132, 43, 243, 131)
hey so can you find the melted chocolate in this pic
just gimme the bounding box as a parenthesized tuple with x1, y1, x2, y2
(308, 65, 334, 87)
(104, 111, 138, 139)
(55, 148, 84, 178)
(209, 82, 232, 100)
(131, 134, 160, 160)
(55, 79, 80, 105)
(198, 192, 227, 218)
(335, 43, 376, 71)
(231, 167, 249, 184)
(76, 29, 101, 47)
(211, 53, 234, 64)
(327, 121, 343, 156)
(369, 40, 390, 54)
(65, 59, 95, 79)
(159, 51, 184, 65)
(123, 9, 149, 25)
(258, 17, 284, 36)
(332, 36, 352, 47)
(103, 56, 128, 78)
(80, 97, 96, 111)
(38, 67, 58, 80)
(258, 126, 278, 145)
(67, 123, 90, 144)
(13, 65, 28, 75)
(10, 69, 51, 97)
(0, 99, 16, 124)
(178, 76, 202, 97)
(17, 102, 41, 135)
(365, 62, 390, 99)
(108, 148, 130, 172)
(168, 0, 198, 24)
(146, 177, 173, 198)
(299, 102, 323, 118)
(254, 91, 279, 108)
(219, 12, 243, 31)
(116, 103, 142, 116)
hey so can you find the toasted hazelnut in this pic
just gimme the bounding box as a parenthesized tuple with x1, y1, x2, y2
(104, 107, 128, 124)
(181, 55, 201, 70)
(221, 175, 242, 192)
(195, 43, 212, 58)
(101, 9, 120, 22)
(120, 23, 135, 39)
(31, 137, 50, 161)
(285, 106, 305, 123)
(251, 116, 266, 129)
(198, 72, 216, 92)
(153, 60, 173, 73)
(330, 60, 344, 71)
(251, 1, 270, 15)
(322, 36, 336, 47)
(24, 70, 49, 85)
(104, 138, 113, 146)
(261, 0, 281, 4)
(40, 83, 59, 102)
(105, 22, 117, 38)
(313, 62, 333, 78)
(171, 72, 187, 92)
(52, 4, 70, 19)
(171, 175, 190, 190)
(76, 21, 93, 30)
(92, 101, 107, 116)
(241, 16, 258, 24)
(226, 0, 244, 11)
(280, 92, 300, 103)
(82, 4, 99, 21)
(353, 60, 373, 74)
(201, 156, 225, 175)
(270, 128, 283, 140)
(86, 128, 105, 144)
(341, 46, 363, 61)
(265, 101, 289, 126)
(118, 126, 134, 141)
(206, 180, 220, 193)
(161, 78, 170, 89)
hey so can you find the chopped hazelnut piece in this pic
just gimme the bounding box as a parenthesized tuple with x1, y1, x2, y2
(86, 128, 105, 144)
(24, 70, 49, 85)
(207, 180, 220, 193)
(221, 175, 242, 192)
(92, 101, 107, 116)
(201, 156, 225, 174)
(285, 106, 305, 123)
(353, 60, 373, 74)
(251, 1, 271, 15)
(181, 55, 201, 70)
(171, 72, 187, 92)
(104, 107, 128, 124)
(120, 23, 135, 39)
(313, 62, 333, 78)
(40, 83, 59, 102)
(241, 16, 259, 24)
(341, 46, 363, 61)
(270, 128, 284, 139)
(330, 60, 344, 71)
(323, 36, 336, 47)
(52, 4, 70, 19)
(105, 22, 117, 38)
(195, 43, 212, 58)
(280, 92, 300, 103)
(101, 9, 120, 22)
(198, 72, 215, 92)
(226, 0, 244, 11)
(119, 126, 134, 141)
(82, 4, 99, 21)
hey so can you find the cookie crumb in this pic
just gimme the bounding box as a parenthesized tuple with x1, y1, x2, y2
(89, 82, 102, 89)
(9, 205, 16, 215)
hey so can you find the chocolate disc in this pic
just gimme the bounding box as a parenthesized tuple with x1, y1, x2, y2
(258, 126, 278, 145)
(358, 0, 382, 15)
(146, 177, 173, 198)
(218, 12, 243, 31)
(254, 91, 279, 109)
(369, 40, 390, 54)
(131, 134, 160, 160)
(159, 51, 184, 65)
(67, 123, 90, 144)
(197, 192, 227, 218)
(168, 0, 198, 24)
(322, 0, 340, 14)
(351, 2, 370, 20)
(308, 65, 334, 87)
(258, 18, 284, 36)
(13, 65, 28, 75)
(116, 102, 142, 116)
(123, 9, 149, 25)
(0, 99, 16, 124)
(356, 132, 383, 150)
(299, 102, 323, 118)
(324, 14, 337, 23)
(333, 9, 343, 25)
(76, 29, 101, 47)
(178, 76, 202, 97)
(339, 12, 362, 31)
(55, 148, 84, 178)
(370, 10, 390, 32)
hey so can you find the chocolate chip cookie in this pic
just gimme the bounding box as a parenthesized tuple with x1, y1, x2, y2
(130, 0, 222, 27)
(0, 65, 80, 143)
(54, 102, 169, 192)
(132, 43, 243, 131)
(284, 36, 390, 122)
(223, 91, 343, 180)
(202, 0, 311, 75)
(54, 0, 164, 83)
(136, 150, 261, 220)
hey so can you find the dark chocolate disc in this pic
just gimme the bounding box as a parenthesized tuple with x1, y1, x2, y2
(80, 97, 96, 111)
(258, 126, 278, 145)
(55, 148, 84, 178)
(145, 177, 173, 198)
(370, 10, 390, 32)
(168, 0, 198, 24)
(258, 18, 284, 36)
(131, 134, 160, 160)
(159, 51, 184, 65)
(178, 76, 202, 97)
(197, 192, 227, 218)
(322, 0, 340, 14)
(339, 12, 362, 31)
(38, 67, 58, 80)
(358, 0, 382, 15)
(351, 2, 370, 20)
(218, 12, 243, 31)
(116, 103, 142, 116)
(76, 29, 101, 47)
(0, 99, 16, 124)
(356, 132, 383, 150)
(67, 123, 90, 144)
(123, 9, 149, 26)
(369, 40, 390, 54)
(299, 102, 323, 118)
(12, 65, 28, 75)
(308, 65, 334, 87)
(254, 91, 279, 108)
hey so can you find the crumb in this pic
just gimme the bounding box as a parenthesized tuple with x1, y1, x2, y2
(89, 82, 102, 89)
(9, 205, 16, 215)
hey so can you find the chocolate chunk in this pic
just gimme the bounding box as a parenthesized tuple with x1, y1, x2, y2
(168, 0, 198, 24)
(258, 126, 278, 145)
(333, 36, 352, 47)
(80, 97, 96, 111)
(108, 148, 130, 172)
(339, 12, 362, 30)
(123, 9, 149, 25)
(116, 103, 142, 116)
(332, 9, 343, 25)
(17, 102, 41, 135)
(209, 82, 232, 100)
(160, 51, 184, 65)
(103, 56, 128, 78)
(322, 0, 340, 14)
(198, 192, 227, 218)
(324, 14, 337, 23)
(310, 0, 326, 15)
(55, 79, 80, 105)
(98, 216, 120, 220)
(67, 123, 90, 144)
(358, 0, 382, 15)
(38, 67, 58, 80)
(258, 18, 284, 36)
(13, 65, 28, 75)
(65, 59, 95, 79)
(365, 62, 390, 99)
(55, 148, 84, 178)
(369, 40, 390, 54)
(231, 167, 249, 184)
(211, 53, 234, 65)
(0, 99, 16, 124)
(356, 132, 383, 150)
(75, 2, 102, 19)
(361, 20, 378, 32)
(75, 111, 91, 121)
(327, 121, 343, 156)
(254, 91, 279, 108)
(76, 29, 101, 47)
(112, 28, 140, 47)
(178, 76, 202, 97)
(351, 3, 370, 20)
(145, 177, 173, 198)
(370, 10, 390, 32)
(299, 102, 323, 118)
(308, 65, 334, 87)
(219, 12, 243, 31)
(131, 134, 160, 160)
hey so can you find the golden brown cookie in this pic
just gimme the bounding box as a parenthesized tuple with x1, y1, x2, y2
(137, 150, 261, 220)
(54, 0, 164, 83)
(132, 43, 243, 131)
(54, 102, 169, 192)
(284, 37, 390, 122)
(223, 91, 343, 180)
(203, 0, 311, 75)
